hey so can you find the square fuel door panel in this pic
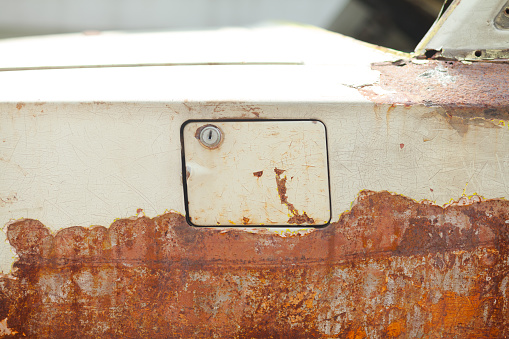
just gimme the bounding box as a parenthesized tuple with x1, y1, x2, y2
(182, 120, 331, 226)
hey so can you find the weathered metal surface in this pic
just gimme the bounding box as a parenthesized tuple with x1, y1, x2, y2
(1, 190, 509, 337)
(494, 1, 509, 29)
(0, 16, 508, 339)
(360, 60, 509, 120)
(4, 99, 509, 273)
(183, 121, 330, 226)
(415, 0, 509, 60)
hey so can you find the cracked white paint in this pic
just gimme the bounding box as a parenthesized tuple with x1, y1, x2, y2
(0, 26, 508, 275)
(183, 120, 330, 226)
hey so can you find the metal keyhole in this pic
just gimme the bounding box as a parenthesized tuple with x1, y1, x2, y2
(198, 125, 222, 148)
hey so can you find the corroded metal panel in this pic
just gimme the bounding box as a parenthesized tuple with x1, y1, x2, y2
(1, 23, 509, 338)
(183, 121, 330, 226)
(1, 191, 509, 337)
(360, 60, 509, 120)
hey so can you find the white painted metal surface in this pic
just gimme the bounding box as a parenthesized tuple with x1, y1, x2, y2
(183, 121, 330, 226)
(0, 24, 392, 71)
(1, 24, 508, 275)
(416, 0, 509, 59)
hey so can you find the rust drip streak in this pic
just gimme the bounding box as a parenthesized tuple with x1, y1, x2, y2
(1, 190, 509, 338)
(274, 167, 315, 225)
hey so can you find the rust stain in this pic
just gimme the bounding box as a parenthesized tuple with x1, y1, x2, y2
(242, 217, 250, 225)
(247, 107, 260, 118)
(274, 168, 285, 176)
(182, 102, 263, 118)
(360, 60, 509, 121)
(274, 167, 315, 225)
(2, 190, 509, 337)
(253, 170, 263, 178)
(0, 193, 17, 207)
(15, 103, 24, 110)
(194, 125, 205, 139)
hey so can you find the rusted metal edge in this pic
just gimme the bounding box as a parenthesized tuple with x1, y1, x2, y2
(418, 49, 509, 62)
(1, 190, 509, 337)
(359, 59, 509, 122)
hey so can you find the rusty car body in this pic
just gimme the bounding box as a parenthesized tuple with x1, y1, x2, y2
(1, 0, 509, 337)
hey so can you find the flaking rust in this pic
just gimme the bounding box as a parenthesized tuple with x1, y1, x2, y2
(360, 60, 509, 121)
(274, 168, 315, 225)
(1, 190, 509, 338)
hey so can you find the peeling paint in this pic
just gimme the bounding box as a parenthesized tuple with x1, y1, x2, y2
(274, 168, 315, 225)
(253, 171, 263, 178)
(2, 190, 509, 337)
(360, 60, 509, 122)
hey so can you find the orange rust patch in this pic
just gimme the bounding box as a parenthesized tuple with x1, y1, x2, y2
(385, 318, 405, 338)
(15, 103, 24, 110)
(425, 291, 483, 335)
(346, 327, 367, 339)
(2, 191, 509, 337)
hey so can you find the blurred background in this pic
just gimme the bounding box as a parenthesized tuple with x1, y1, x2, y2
(0, 0, 446, 52)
